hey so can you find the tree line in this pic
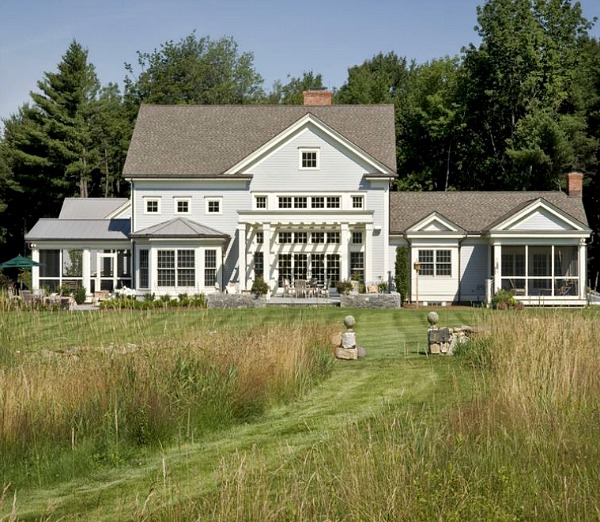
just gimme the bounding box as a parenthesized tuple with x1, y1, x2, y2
(0, 0, 598, 280)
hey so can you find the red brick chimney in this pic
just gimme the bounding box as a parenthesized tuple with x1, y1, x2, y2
(566, 172, 583, 198)
(303, 90, 332, 106)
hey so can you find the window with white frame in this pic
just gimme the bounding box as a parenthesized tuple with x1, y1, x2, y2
(352, 231, 363, 244)
(204, 249, 217, 287)
(294, 231, 308, 244)
(256, 231, 264, 244)
(311, 232, 325, 244)
(326, 196, 341, 209)
(205, 198, 222, 214)
(352, 195, 364, 209)
(139, 249, 149, 289)
(418, 249, 451, 276)
(157, 249, 195, 287)
(327, 231, 340, 244)
(175, 198, 190, 214)
(255, 195, 267, 209)
(350, 252, 364, 282)
(278, 196, 292, 209)
(278, 231, 292, 244)
(144, 197, 160, 214)
(254, 252, 264, 277)
(294, 196, 308, 209)
(311, 196, 325, 209)
(300, 149, 319, 169)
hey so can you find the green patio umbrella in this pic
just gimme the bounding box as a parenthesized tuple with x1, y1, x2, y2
(0, 255, 41, 290)
(0, 255, 41, 269)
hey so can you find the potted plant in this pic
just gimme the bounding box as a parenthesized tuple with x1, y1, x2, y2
(251, 276, 270, 298)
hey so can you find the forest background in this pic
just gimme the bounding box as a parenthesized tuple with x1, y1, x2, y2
(0, 0, 599, 286)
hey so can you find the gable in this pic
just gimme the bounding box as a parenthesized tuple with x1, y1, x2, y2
(493, 199, 589, 233)
(508, 207, 573, 231)
(406, 212, 464, 237)
(227, 113, 394, 177)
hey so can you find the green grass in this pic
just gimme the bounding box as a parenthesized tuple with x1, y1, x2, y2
(2, 307, 599, 520)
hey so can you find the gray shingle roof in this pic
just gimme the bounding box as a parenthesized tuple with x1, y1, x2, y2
(131, 217, 228, 239)
(58, 198, 129, 219)
(390, 191, 589, 234)
(123, 104, 397, 177)
(26, 219, 130, 241)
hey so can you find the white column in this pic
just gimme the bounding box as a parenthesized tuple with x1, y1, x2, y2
(237, 223, 247, 290)
(340, 223, 349, 281)
(31, 248, 40, 289)
(493, 242, 502, 292)
(579, 240, 587, 299)
(364, 223, 374, 285)
(263, 223, 273, 289)
(82, 249, 91, 295)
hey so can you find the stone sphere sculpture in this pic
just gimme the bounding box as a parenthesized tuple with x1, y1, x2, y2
(427, 311, 439, 326)
(344, 315, 356, 330)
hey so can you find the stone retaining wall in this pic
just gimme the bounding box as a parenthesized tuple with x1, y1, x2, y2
(340, 293, 401, 309)
(206, 293, 266, 309)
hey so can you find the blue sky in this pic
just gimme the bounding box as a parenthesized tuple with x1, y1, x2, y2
(0, 0, 598, 123)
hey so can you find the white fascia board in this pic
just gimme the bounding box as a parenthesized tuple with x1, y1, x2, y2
(406, 233, 465, 240)
(125, 176, 252, 183)
(225, 113, 393, 176)
(105, 200, 131, 219)
(494, 199, 590, 232)
(487, 230, 590, 240)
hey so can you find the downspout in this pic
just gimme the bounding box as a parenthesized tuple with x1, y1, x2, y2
(457, 234, 467, 304)
(404, 233, 412, 303)
(130, 180, 135, 289)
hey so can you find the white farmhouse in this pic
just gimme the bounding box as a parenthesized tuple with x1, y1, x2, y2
(26, 91, 591, 306)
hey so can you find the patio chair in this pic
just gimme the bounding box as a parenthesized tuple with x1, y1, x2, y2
(283, 278, 293, 297)
(294, 279, 308, 298)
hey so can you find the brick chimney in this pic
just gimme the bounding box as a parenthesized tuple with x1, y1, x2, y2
(303, 90, 332, 106)
(566, 172, 583, 198)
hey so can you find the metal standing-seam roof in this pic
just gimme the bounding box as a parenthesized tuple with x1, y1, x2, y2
(123, 104, 397, 178)
(25, 219, 131, 241)
(58, 198, 129, 219)
(390, 191, 590, 235)
(130, 217, 229, 239)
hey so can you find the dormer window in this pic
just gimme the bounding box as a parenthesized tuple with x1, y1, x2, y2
(300, 148, 319, 170)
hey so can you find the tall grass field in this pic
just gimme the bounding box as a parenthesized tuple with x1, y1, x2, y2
(1, 306, 599, 520)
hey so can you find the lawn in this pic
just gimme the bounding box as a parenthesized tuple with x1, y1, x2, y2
(1, 306, 599, 520)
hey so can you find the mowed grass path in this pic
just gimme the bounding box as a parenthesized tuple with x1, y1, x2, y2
(4, 307, 480, 520)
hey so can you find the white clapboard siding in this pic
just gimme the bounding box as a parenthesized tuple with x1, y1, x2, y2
(459, 241, 488, 301)
(249, 126, 372, 191)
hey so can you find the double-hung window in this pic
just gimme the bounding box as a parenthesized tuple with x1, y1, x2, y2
(157, 249, 196, 287)
(418, 249, 452, 276)
(204, 250, 217, 287)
